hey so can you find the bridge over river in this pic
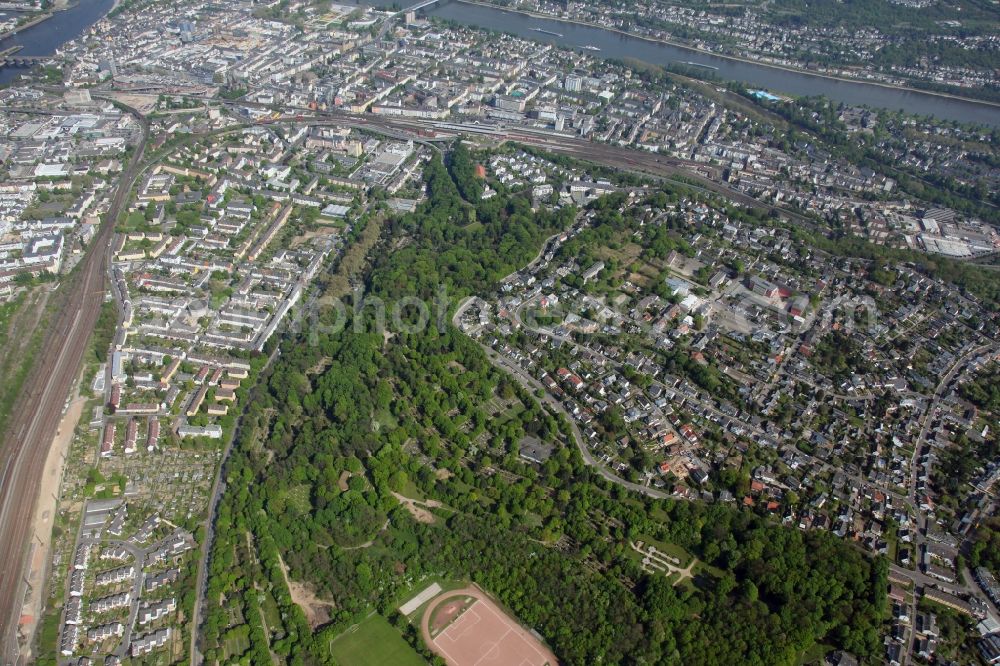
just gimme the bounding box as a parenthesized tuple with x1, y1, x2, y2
(0, 44, 52, 67)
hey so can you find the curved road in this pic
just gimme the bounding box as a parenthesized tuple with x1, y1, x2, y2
(488, 345, 668, 499)
(0, 106, 149, 664)
(453, 298, 667, 500)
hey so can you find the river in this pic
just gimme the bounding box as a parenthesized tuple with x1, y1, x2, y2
(1, 0, 996, 126)
(417, 0, 999, 127)
(0, 0, 115, 85)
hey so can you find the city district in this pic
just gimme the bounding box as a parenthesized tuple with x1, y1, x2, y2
(0, 0, 998, 665)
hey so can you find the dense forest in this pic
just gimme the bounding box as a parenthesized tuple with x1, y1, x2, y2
(971, 517, 1000, 574)
(199, 143, 889, 665)
(961, 364, 1000, 413)
(372, 143, 575, 300)
(766, 0, 998, 32)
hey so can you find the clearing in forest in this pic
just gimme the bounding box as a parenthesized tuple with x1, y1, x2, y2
(392, 491, 443, 524)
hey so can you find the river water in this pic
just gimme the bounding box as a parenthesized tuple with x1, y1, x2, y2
(0, 0, 115, 85)
(421, 0, 998, 127)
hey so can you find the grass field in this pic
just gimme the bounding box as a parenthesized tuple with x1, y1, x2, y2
(261, 589, 284, 637)
(284, 483, 312, 514)
(222, 625, 251, 661)
(393, 576, 469, 620)
(374, 406, 399, 431)
(328, 614, 426, 666)
(634, 534, 694, 567)
(398, 478, 427, 501)
(797, 641, 835, 665)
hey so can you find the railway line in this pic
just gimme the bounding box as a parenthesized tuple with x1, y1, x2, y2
(212, 95, 808, 223)
(0, 106, 149, 665)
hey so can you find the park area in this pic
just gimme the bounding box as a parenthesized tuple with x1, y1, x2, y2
(419, 585, 557, 666)
(328, 614, 425, 666)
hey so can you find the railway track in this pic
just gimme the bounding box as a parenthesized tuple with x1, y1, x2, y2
(0, 106, 149, 665)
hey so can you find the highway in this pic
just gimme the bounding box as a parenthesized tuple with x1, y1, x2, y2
(0, 106, 149, 664)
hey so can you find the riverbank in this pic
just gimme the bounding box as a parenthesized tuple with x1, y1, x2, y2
(0, 12, 52, 41)
(0, 0, 118, 86)
(456, 0, 1000, 112)
(0, 0, 82, 40)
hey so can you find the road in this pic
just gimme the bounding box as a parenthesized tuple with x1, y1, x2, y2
(109, 542, 146, 660)
(188, 342, 282, 665)
(0, 106, 149, 664)
(907, 344, 992, 503)
(892, 343, 993, 665)
(889, 562, 964, 597)
(904, 344, 992, 562)
(190, 230, 347, 663)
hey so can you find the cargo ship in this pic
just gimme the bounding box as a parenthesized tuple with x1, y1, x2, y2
(681, 61, 719, 71)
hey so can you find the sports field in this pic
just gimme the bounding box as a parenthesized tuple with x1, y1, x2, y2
(328, 613, 426, 666)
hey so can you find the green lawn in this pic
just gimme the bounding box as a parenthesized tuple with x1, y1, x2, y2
(797, 641, 834, 665)
(398, 479, 427, 501)
(391, 576, 469, 620)
(328, 614, 426, 666)
(634, 534, 694, 567)
(374, 406, 399, 431)
(260, 589, 283, 637)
